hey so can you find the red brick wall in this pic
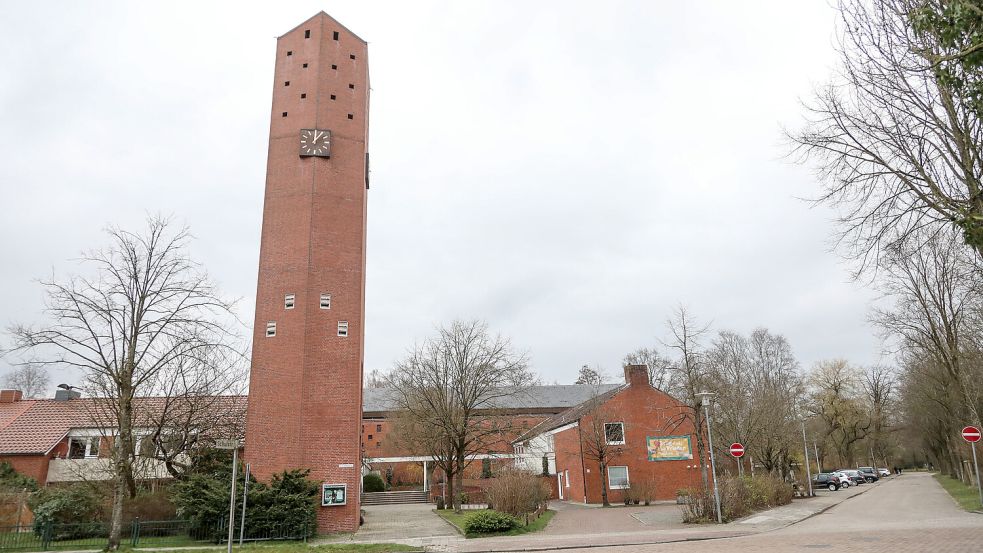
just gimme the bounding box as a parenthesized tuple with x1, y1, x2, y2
(553, 380, 702, 504)
(0, 456, 50, 486)
(244, 12, 369, 534)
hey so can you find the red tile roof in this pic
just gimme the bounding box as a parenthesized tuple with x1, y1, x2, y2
(0, 396, 248, 456)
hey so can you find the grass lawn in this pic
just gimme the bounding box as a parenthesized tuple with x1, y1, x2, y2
(933, 473, 983, 512)
(435, 509, 554, 539)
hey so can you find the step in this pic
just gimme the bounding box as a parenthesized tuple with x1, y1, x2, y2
(361, 490, 430, 505)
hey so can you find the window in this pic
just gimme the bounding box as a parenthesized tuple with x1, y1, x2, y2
(333, 31, 339, 40)
(604, 422, 625, 445)
(284, 294, 295, 309)
(281, 112, 288, 117)
(337, 321, 349, 337)
(375, 442, 381, 447)
(284, 81, 290, 87)
(607, 466, 629, 489)
(320, 293, 331, 309)
(68, 437, 100, 459)
(367, 434, 373, 440)
(304, 29, 311, 39)
(347, 114, 354, 120)
(376, 424, 382, 432)
(301, 93, 307, 99)
(266, 321, 276, 337)
(565, 470, 570, 488)
(348, 83, 355, 89)
(302, 63, 308, 68)
(286, 50, 293, 56)
(330, 94, 336, 100)
(331, 64, 338, 70)
(350, 54, 356, 59)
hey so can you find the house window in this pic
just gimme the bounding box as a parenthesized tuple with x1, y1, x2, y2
(608, 466, 629, 489)
(337, 321, 349, 337)
(68, 437, 100, 459)
(284, 294, 295, 309)
(266, 321, 276, 337)
(333, 31, 339, 40)
(367, 434, 373, 440)
(332, 64, 338, 70)
(565, 470, 570, 488)
(320, 293, 331, 309)
(304, 30, 311, 39)
(376, 424, 382, 432)
(604, 422, 625, 445)
(303, 63, 308, 68)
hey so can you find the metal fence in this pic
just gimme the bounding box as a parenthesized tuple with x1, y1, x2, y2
(0, 517, 308, 551)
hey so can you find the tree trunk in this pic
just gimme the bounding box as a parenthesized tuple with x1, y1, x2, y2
(107, 470, 126, 549)
(599, 460, 610, 507)
(694, 409, 709, 490)
(453, 452, 465, 513)
(444, 466, 455, 510)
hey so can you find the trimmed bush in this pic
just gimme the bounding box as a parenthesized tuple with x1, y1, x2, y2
(463, 510, 518, 534)
(681, 475, 793, 523)
(0, 462, 38, 492)
(29, 484, 105, 538)
(363, 473, 386, 493)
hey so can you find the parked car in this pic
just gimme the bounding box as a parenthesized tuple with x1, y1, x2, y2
(877, 468, 890, 477)
(857, 467, 880, 482)
(813, 473, 842, 491)
(831, 471, 852, 488)
(838, 469, 866, 485)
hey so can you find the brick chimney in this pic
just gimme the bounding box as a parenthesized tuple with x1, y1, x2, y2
(0, 390, 23, 403)
(623, 364, 650, 387)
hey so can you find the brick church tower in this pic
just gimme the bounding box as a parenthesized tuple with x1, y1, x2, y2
(245, 12, 369, 533)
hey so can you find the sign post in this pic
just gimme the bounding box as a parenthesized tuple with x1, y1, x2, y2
(730, 443, 745, 477)
(961, 426, 983, 509)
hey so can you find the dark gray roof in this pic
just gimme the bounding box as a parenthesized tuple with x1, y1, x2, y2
(514, 385, 627, 443)
(362, 384, 621, 414)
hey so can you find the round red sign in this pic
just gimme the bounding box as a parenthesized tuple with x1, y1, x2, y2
(729, 443, 745, 457)
(962, 426, 981, 443)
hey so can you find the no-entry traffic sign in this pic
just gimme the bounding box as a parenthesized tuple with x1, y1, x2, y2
(729, 443, 745, 458)
(963, 426, 982, 443)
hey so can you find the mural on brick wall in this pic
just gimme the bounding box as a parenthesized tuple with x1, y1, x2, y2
(646, 435, 693, 461)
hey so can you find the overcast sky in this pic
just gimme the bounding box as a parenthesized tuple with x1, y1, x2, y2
(0, 1, 889, 391)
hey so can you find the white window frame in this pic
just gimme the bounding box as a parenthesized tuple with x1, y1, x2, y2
(337, 321, 348, 337)
(320, 293, 331, 309)
(607, 465, 630, 489)
(604, 422, 625, 445)
(266, 321, 277, 337)
(284, 293, 295, 309)
(68, 436, 100, 459)
(564, 469, 570, 488)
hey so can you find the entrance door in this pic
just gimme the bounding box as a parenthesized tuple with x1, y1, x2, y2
(557, 472, 564, 500)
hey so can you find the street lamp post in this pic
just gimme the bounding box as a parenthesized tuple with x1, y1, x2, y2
(695, 392, 722, 524)
(799, 410, 813, 497)
(215, 439, 241, 553)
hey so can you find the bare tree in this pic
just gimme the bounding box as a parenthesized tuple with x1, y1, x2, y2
(385, 319, 534, 512)
(577, 389, 626, 507)
(8, 216, 244, 549)
(364, 368, 387, 389)
(790, 0, 983, 266)
(623, 348, 675, 390)
(574, 364, 609, 385)
(1, 364, 50, 398)
(807, 360, 871, 466)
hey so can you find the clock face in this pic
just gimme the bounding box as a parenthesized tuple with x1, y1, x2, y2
(299, 128, 331, 157)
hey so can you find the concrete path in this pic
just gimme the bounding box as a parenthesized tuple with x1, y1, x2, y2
(313, 503, 461, 550)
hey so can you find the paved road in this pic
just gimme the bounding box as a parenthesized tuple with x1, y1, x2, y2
(546, 472, 983, 553)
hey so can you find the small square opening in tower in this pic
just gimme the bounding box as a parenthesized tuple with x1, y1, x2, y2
(330, 94, 336, 100)
(347, 114, 354, 119)
(286, 50, 292, 56)
(350, 54, 356, 60)
(348, 83, 354, 89)
(331, 64, 337, 70)
(282, 112, 288, 117)
(337, 321, 349, 337)
(303, 63, 308, 68)
(333, 31, 339, 40)
(284, 81, 290, 86)
(266, 321, 276, 337)
(304, 29, 311, 39)
(301, 93, 307, 99)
